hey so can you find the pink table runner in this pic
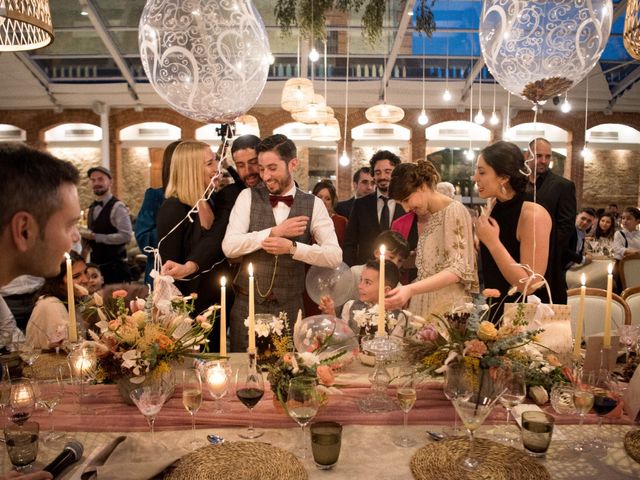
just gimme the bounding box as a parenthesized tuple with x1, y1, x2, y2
(31, 382, 628, 433)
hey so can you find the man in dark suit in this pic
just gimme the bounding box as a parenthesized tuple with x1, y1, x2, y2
(526, 138, 577, 304)
(343, 151, 406, 266)
(335, 167, 374, 218)
(563, 208, 596, 269)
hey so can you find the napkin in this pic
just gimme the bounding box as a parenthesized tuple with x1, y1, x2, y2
(81, 436, 182, 480)
(624, 365, 640, 422)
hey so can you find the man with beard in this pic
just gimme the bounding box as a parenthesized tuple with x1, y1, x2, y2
(82, 166, 133, 284)
(222, 134, 341, 352)
(343, 150, 406, 266)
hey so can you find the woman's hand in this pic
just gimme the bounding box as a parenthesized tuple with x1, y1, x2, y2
(474, 215, 500, 248)
(384, 284, 412, 311)
(318, 295, 336, 316)
(161, 260, 198, 279)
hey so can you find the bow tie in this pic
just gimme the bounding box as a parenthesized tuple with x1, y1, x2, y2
(92, 200, 103, 207)
(269, 195, 294, 207)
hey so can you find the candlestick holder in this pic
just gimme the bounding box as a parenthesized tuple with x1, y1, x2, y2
(358, 335, 402, 413)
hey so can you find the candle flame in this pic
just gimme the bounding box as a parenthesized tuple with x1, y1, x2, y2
(580, 273, 586, 286)
(379, 244, 386, 256)
(220, 276, 226, 287)
(248, 263, 253, 276)
(607, 262, 613, 275)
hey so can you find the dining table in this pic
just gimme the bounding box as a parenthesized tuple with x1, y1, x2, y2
(1, 353, 639, 479)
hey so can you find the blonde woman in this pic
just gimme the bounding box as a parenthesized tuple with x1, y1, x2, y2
(157, 141, 222, 326)
(384, 160, 478, 318)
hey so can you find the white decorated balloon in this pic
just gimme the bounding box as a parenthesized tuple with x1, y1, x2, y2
(293, 314, 358, 367)
(305, 263, 354, 307)
(139, 0, 270, 122)
(479, 0, 612, 104)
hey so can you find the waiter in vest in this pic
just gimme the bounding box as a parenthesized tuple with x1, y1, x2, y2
(82, 166, 133, 284)
(222, 134, 342, 352)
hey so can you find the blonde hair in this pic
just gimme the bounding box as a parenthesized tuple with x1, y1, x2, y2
(165, 140, 210, 206)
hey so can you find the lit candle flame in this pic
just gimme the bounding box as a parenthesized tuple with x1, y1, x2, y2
(379, 244, 386, 257)
(607, 262, 613, 275)
(248, 263, 253, 277)
(580, 273, 586, 287)
(220, 276, 226, 287)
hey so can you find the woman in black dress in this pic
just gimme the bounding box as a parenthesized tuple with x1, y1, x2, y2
(473, 141, 552, 322)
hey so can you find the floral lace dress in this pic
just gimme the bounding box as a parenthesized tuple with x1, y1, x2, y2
(408, 201, 479, 320)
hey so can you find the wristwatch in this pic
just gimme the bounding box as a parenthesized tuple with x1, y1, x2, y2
(289, 240, 297, 256)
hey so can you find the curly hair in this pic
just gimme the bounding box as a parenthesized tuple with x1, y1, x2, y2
(388, 160, 440, 201)
(479, 141, 529, 193)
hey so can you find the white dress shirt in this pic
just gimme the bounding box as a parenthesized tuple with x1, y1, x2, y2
(222, 184, 342, 268)
(613, 229, 640, 260)
(92, 193, 133, 245)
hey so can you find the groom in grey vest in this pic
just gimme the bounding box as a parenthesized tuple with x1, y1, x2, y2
(222, 134, 342, 352)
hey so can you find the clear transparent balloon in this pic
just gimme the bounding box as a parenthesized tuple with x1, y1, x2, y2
(139, 0, 270, 122)
(479, 0, 612, 104)
(305, 263, 354, 307)
(294, 315, 358, 368)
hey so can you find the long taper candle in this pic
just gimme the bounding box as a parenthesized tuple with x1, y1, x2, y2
(573, 273, 586, 359)
(248, 263, 256, 353)
(377, 244, 386, 337)
(65, 253, 78, 343)
(220, 276, 227, 356)
(603, 262, 613, 348)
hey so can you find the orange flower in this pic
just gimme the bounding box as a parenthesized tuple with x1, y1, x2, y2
(157, 334, 174, 352)
(482, 288, 501, 298)
(112, 289, 128, 299)
(316, 365, 335, 386)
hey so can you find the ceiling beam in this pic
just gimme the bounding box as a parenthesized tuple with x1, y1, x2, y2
(83, 0, 139, 101)
(377, 0, 414, 100)
(458, 58, 484, 104)
(605, 64, 640, 113)
(13, 52, 59, 108)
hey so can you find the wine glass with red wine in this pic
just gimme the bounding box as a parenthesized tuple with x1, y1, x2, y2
(590, 370, 619, 451)
(235, 362, 264, 439)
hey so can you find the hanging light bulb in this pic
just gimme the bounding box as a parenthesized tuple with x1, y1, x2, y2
(443, 89, 452, 102)
(489, 111, 500, 125)
(581, 144, 590, 157)
(474, 109, 485, 125)
(308, 103, 317, 118)
(267, 53, 275, 65)
(309, 47, 320, 63)
(339, 151, 351, 166)
(561, 96, 572, 113)
(418, 109, 429, 126)
(380, 104, 390, 117)
(465, 149, 475, 160)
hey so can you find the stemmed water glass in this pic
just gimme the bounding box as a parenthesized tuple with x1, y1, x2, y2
(572, 374, 595, 452)
(130, 386, 168, 443)
(443, 363, 466, 436)
(450, 365, 503, 471)
(35, 367, 66, 442)
(203, 361, 230, 414)
(394, 376, 417, 447)
(9, 378, 36, 426)
(494, 364, 526, 444)
(235, 361, 265, 439)
(618, 325, 640, 363)
(15, 343, 40, 368)
(286, 377, 320, 458)
(181, 368, 203, 450)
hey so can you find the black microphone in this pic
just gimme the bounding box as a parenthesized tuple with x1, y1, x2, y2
(43, 441, 84, 478)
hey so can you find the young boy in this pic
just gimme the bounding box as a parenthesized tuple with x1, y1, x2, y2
(320, 260, 407, 338)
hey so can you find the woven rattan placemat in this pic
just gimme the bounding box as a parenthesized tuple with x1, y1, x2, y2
(411, 437, 550, 480)
(625, 429, 640, 464)
(164, 441, 308, 480)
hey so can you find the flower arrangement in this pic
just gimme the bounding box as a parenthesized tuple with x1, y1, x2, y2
(266, 314, 347, 407)
(403, 289, 570, 396)
(244, 312, 291, 366)
(87, 289, 220, 385)
(351, 304, 404, 347)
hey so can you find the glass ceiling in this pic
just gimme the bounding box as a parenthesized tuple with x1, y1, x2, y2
(25, 0, 637, 98)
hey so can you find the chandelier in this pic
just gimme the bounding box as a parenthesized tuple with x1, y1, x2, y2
(625, 0, 640, 60)
(0, 0, 54, 52)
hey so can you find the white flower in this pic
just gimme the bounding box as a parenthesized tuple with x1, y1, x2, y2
(255, 323, 270, 338)
(93, 292, 104, 307)
(435, 351, 460, 374)
(171, 317, 192, 339)
(134, 297, 146, 311)
(271, 317, 284, 336)
(121, 349, 140, 370)
(298, 352, 320, 367)
(95, 320, 109, 333)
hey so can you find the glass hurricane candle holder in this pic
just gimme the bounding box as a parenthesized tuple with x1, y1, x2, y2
(357, 335, 402, 413)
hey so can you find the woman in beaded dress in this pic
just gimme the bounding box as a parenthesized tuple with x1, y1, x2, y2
(384, 161, 478, 320)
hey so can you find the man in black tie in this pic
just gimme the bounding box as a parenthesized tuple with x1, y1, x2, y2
(343, 150, 405, 266)
(81, 166, 133, 284)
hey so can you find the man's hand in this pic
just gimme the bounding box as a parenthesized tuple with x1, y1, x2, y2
(80, 229, 96, 240)
(261, 237, 294, 256)
(161, 260, 198, 279)
(270, 216, 308, 239)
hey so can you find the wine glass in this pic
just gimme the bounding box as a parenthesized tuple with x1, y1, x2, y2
(590, 370, 619, 451)
(443, 363, 466, 436)
(494, 364, 526, 444)
(130, 386, 168, 443)
(394, 376, 417, 447)
(8, 378, 36, 426)
(181, 368, 203, 450)
(286, 377, 320, 458)
(450, 365, 502, 470)
(16, 343, 40, 367)
(572, 374, 595, 453)
(618, 325, 640, 364)
(34, 367, 66, 442)
(203, 361, 230, 414)
(235, 362, 265, 439)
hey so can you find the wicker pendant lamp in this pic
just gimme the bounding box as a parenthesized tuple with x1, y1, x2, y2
(281, 77, 315, 112)
(0, 0, 54, 52)
(365, 103, 405, 124)
(292, 93, 334, 124)
(311, 116, 341, 142)
(625, 0, 640, 60)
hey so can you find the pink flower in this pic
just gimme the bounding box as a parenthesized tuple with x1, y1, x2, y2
(482, 288, 501, 299)
(112, 289, 128, 299)
(283, 353, 293, 364)
(463, 339, 488, 358)
(108, 319, 121, 331)
(316, 365, 335, 386)
(417, 325, 439, 343)
(129, 297, 145, 313)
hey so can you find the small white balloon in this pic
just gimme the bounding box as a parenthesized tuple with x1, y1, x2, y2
(305, 263, 354, 307)
(139, 0, 270, 123)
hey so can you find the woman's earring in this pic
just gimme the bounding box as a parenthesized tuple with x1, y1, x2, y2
(500, 184, 507, 195)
